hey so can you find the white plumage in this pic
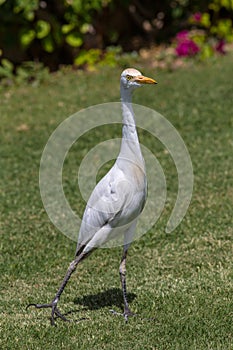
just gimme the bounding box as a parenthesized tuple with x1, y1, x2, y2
(27, 68, 157, 325)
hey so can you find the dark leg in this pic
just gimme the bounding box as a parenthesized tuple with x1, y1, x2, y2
(119, 248, 135, 322)
(27, 251, 88, 326)
(110, 246, 135, 321)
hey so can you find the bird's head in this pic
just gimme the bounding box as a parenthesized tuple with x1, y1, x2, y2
(120, 68, 157, 91)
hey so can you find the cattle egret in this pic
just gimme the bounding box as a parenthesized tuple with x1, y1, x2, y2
(27, 68, 157, 325)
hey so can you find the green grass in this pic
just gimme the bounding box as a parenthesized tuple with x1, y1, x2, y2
(1, 56, 233, 350)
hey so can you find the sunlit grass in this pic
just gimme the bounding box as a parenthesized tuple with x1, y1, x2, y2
(1, 56, 233, 349)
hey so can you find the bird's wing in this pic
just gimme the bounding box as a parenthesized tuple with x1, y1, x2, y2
(77, 163, 131, 248)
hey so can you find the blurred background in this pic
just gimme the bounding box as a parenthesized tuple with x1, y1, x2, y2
(0, 0, 233, 78)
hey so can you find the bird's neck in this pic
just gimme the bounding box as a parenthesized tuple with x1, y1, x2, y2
(118, 86, 144, 168)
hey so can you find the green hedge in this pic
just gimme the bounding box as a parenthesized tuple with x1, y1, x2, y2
(0, 0, 232, 72)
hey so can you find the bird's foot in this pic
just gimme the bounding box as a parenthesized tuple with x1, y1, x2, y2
(26, 298, 70, 326)
(109, 308, 136, 323)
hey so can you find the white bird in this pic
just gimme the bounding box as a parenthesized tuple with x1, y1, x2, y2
(27, 68, 157, 325)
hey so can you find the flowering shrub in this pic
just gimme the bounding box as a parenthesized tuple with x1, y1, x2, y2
(175, 30, 200, 57)
(175, 0, 233, 59)
(0, 0, 232, 73)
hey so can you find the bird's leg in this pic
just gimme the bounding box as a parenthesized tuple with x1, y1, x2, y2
(119, 249, 135, 322)
(110, 248, 136, 321)
(27, 251, 87, 326)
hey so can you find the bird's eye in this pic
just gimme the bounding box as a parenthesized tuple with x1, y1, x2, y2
(126, 75, 133, 81)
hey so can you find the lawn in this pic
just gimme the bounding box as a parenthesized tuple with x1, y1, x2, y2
(0, 56, 233, 350)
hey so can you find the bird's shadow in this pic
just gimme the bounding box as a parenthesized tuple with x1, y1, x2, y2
(59, 289, 156, 323)
(73, 287, 136, 312)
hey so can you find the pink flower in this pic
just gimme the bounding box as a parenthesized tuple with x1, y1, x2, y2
(175, 30, 200, 57)
(215, 39, 226, 54)
(192, 12, 202, 22)
(176, 40, 200, 56)
(176, 30, 189, 41)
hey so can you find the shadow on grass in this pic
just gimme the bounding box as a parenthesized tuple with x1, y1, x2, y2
(73, 287, 136, 311)
(52, 288, 137, 322)
(54, 288, 157, 323)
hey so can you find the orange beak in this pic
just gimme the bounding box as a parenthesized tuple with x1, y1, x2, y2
(134, 75, 157, 84)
